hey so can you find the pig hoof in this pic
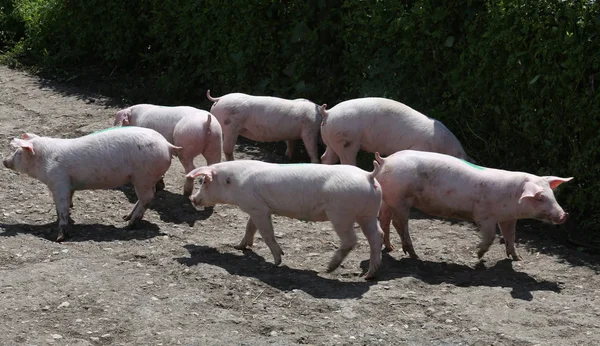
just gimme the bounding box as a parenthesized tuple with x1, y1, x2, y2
(409, 253, 420, 260)
(364, 271, 378, 280)
(233, 244, 248, 250)
(155, 179, 165, 191)
(509, 253, 523, 261)
(55, 233, 66, 242)
(123, 214, 132, 221)
(384, 243, 396, 252)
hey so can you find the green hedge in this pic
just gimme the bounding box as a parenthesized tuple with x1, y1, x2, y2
(3, 0, 600, 237)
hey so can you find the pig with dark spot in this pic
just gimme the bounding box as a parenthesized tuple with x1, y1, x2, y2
(115, 104, 223, 196)
(206, 90, 323, 163)
(2, 127, 181, 241)
(374, 150, 573, 261)
(319, 98, 471, 165)
(186, 160, 384, 279)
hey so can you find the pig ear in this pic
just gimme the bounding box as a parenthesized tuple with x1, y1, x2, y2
(10, 138, 35, 155)
(542, 176, 574, 190)
(114, 109, 130, 126)
(22, 133, 39, 139)
(519, 182, 544, 203)
(186, 167, 214, 182)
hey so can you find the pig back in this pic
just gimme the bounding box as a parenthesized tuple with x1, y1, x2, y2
(247, 164, 381, 220)
(52, 127, 173, 189)
(130, 105, 190, 144)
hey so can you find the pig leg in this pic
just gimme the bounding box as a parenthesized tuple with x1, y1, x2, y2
(300, 130, 320, 163)
(178, 155, 196, 197)
(51, 188, 71, 242)
(203, 144, 222, 166)
(124, 185, 155, 226)
(476, 220, 497, 259)
(155, 178, 165, 191)
(248, 213, 284, 266)
(234, 217, 258, 249)
(320, 146, 340, 165)
(390, 205, 419, 259)
(336, 142, 359, 166)
(379, 201, 395, 251)
(285, 140, 297, 161)
(325, 213, 357, 273)
(222, 129, 239, 161)
(357, 217, 384, 279)
(68, 190, 74, 209)
(498, 219, 522, 261)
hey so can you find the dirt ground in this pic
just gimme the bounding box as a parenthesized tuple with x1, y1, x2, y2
(0, 65, 599, 346)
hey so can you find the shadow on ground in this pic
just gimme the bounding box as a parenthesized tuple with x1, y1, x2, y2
(114, 184, 214, 227)
(365, 255, 562, 301)
(0, 220, 164, 242)
(175, 244, 376, 299)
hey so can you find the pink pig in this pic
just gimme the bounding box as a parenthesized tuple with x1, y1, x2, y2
(186, 160, 384, 279)
(2, 127, 181, 241)
(115, 104, 223, 196)
(375, 150, 573, 261)
(319, 97, 470, 165)
(206, 90, 323, 163)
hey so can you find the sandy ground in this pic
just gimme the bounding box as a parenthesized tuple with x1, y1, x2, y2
(0, 65, 599, 346)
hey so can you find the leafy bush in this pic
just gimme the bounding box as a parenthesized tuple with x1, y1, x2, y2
(4, 0, 600, 238)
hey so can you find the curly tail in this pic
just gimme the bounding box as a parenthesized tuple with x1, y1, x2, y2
(206, 89, 220, 102)
(370, 159, 381, 180)
(169, 144, 183, 158)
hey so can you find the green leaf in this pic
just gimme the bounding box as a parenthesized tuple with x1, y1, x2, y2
(444, 36, 455, 47)
(529, 74, 541, 84)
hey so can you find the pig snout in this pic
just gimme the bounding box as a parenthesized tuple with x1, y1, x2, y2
(189, 194, 202, 207)
(555, 212, 569, 225)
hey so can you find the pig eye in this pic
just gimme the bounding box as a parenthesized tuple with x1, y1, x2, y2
(225, 177, 231, 184)
(535, 194, 545, 202)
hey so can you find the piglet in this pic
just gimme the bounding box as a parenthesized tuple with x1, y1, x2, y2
(375, 150, 573, 261)
(2, 127, 181, 241)
(115, 104, 223, 196)
(319, 97, 471, 165)
(207, 90, 323, 163)
(187, 160, 384, 279)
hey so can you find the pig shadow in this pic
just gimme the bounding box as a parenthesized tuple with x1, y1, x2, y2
(365, 255, 561, 301)
(114, 184, 214, 227)
(175, 244, 376, 299)
(235, 137, 325, 164)
(0, 220, 163, 242)
(513, 220, 600, 271)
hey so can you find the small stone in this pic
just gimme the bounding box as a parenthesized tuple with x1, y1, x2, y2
(41, 305, 50, 311)
(51, 334, 63, 339)
(57, 301, 70, 309)
(270, 331, 278, 337)
(470, 327, 479, 332)
(403, 324, 409, 329)
(146, 281, 154, 285)
(445, 319, 453, 323)
(151, 296, 159, 301)
(90, 336, 100, 341)
(349, 336, 356, 340)
(61, 249, 68, 253)
(75, 318, 82, 323)
(101, 333, 111, 339)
